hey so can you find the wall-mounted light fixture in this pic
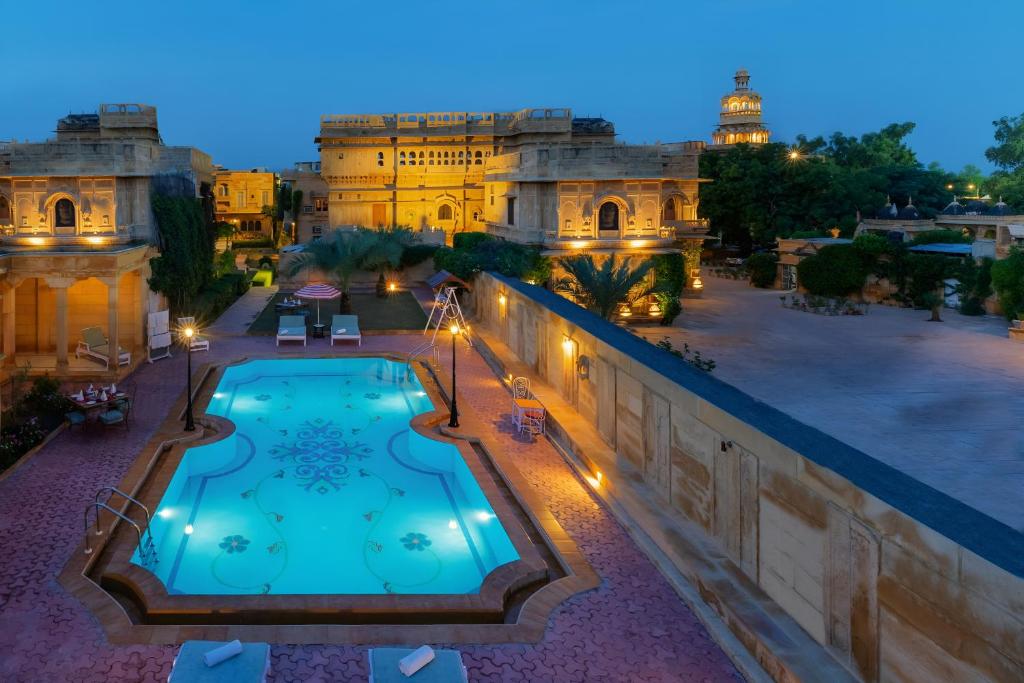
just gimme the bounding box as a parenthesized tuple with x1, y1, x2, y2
(562, 336, 573, 353)
(498, 293, 507, 306)
(576, 354, 590, 379)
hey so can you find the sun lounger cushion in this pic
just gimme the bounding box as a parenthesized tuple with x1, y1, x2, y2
(277, 316, 307, 336)
(169, 640, 270, 683)
(331, 315, 360, 335)
(368, 648, 467, 683)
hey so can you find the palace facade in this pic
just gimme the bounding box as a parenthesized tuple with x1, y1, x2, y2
(213, 169, 278, 239)
(314, 108, 709, 271)
(0, 104, 213, 380)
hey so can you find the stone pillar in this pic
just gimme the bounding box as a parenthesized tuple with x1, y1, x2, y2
(1, 280, 16, 365)
(44, 276, 74, 370)
(103, 275, 121, 371)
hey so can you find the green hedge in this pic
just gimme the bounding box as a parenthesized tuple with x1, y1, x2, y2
(194, 272, 250, 320)
(452, 232, 496, 250)
(797, 245, 868, 297)
(232, 238, 275, 249)
(400, 244, 440, 269)
(992, 247, 1024, 320)
(745, 252, 778, 288)
(434, 239, 550, 283)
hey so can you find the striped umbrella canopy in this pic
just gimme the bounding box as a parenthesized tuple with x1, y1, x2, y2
(294, 283, 341, 325)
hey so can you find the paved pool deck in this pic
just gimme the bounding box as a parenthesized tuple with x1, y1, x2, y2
(636, 275, 1024, 532)
(0, 326, 742, 681)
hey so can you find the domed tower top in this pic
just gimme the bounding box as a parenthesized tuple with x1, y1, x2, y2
(712, 69, 771, 147)
(734, 68, 751, 91)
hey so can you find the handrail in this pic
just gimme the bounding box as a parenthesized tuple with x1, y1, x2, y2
(94, 486, 151, 529)
(84, 502, 154, 565)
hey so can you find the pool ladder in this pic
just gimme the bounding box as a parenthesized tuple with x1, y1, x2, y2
(83, 487, 158, 568)
(406, 341, 440, 372)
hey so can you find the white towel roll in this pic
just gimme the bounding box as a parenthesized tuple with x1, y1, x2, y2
(203, 639, 243, 667)
(398, 645, 435, 677)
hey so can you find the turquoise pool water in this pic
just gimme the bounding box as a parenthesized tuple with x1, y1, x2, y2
(133, 358, 519, 595)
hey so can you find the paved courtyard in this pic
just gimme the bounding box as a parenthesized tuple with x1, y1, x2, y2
(636, 275, 1024, 531)
(0, 301, 742, 681)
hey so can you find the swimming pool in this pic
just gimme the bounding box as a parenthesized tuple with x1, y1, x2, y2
(134, 357, 519, 596)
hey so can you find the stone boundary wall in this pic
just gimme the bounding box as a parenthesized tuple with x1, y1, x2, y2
(472, 271, 1024, 683)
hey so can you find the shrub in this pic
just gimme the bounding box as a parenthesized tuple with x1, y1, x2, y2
(957, 257, 992, 316)
(905, 253, 958, 309)
(433, 247, 481, 281)
(745, 252, 778, 288)
(194, 272, 250, 320)
(797, 245, 868, 297)
(231, 238, 275, 249)
(0, 417, 46, 470)
(654, 337, 716, 372)
(910, 229, 970, 246)
(399, 244, 439, 269)
(652, 253, 686, 324)
(992, 247, 1024, 320)
(452, 232, 495, 250)
(434, 240, 550, 283)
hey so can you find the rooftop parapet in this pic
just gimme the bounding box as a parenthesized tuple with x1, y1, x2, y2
(485, 142, 701, 180)
(318, 108, 572, 138)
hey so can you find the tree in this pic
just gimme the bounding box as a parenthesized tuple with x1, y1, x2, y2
(282, 229, 379, 313)
(984, 114, 1024, 209)
(985, 113, 1024, 172)
(555, 255, 654, 320)
(290, 189, 304, 242)
(991, 247, 1024, 321)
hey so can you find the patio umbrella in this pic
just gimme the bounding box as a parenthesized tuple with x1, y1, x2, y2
(294, 283, 341, 325)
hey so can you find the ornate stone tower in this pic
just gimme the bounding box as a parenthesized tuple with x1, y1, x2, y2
(711, 69, 770, 147)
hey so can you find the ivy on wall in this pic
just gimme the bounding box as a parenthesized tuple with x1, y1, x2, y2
(148, 195, 216, 313)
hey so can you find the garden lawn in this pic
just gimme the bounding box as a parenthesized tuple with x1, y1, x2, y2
(247, 291, 427, 335)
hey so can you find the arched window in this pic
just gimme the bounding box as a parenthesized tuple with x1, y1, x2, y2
(663, 198, 677, 221)
(255, 220, 262, 232)
(598, 202, 619, 233)
(418, 151, 425, 165)
(474, 151, 483, 165)
(399, 152, 406, 166)
(219, 184, 228, 197)
(438, 204, 453, 220)
(377, 152, 384, 167)
(54, 198, 76, 227)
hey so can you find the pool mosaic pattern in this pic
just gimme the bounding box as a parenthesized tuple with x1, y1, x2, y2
(135, 358, 518, 595)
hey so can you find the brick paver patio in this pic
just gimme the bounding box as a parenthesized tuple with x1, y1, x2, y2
(0, 332, 742, 682)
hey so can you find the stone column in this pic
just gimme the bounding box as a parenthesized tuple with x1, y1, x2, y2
(0, 279, 17, 366)
(44, 276, 74, 370)
(102, 274, 121, 371)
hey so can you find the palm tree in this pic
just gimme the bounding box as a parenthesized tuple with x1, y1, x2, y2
(282, 229, 379, 313)
(555, 254, 655, 320)
(360, 227, 415, 297)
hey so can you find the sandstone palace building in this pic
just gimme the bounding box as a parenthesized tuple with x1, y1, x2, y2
(311, 108, 710, 262)
(0, 104, 212, 379)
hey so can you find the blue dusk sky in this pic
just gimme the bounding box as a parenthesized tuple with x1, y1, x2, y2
(2, 0, 1022, 172)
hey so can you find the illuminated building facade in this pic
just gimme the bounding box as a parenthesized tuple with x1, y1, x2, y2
(710, 69, 771, 147)
(213, 169, 278, 238)
(0, 104, 213, 380)
(280, 161, 329, 244)
(315, 108, 709, 269)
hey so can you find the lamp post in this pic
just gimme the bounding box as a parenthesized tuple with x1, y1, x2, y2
(182, 326, 196, 432)
(448, 322, 460, 428)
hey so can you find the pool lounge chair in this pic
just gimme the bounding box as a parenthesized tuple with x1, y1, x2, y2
(330, 314, 361, 347)
(168, 640, 270, 683)
(76, 326, 131, 369)
(368, 648, 467, 683)
(276, 315, 307, 347)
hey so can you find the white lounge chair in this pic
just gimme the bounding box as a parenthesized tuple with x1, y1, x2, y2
(368, 648, 467, 683)
(76, 326, 130, 369)
(330, 314, 361, 347)
(169, 640, 270, 682)
(276, 315, 307, 346)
